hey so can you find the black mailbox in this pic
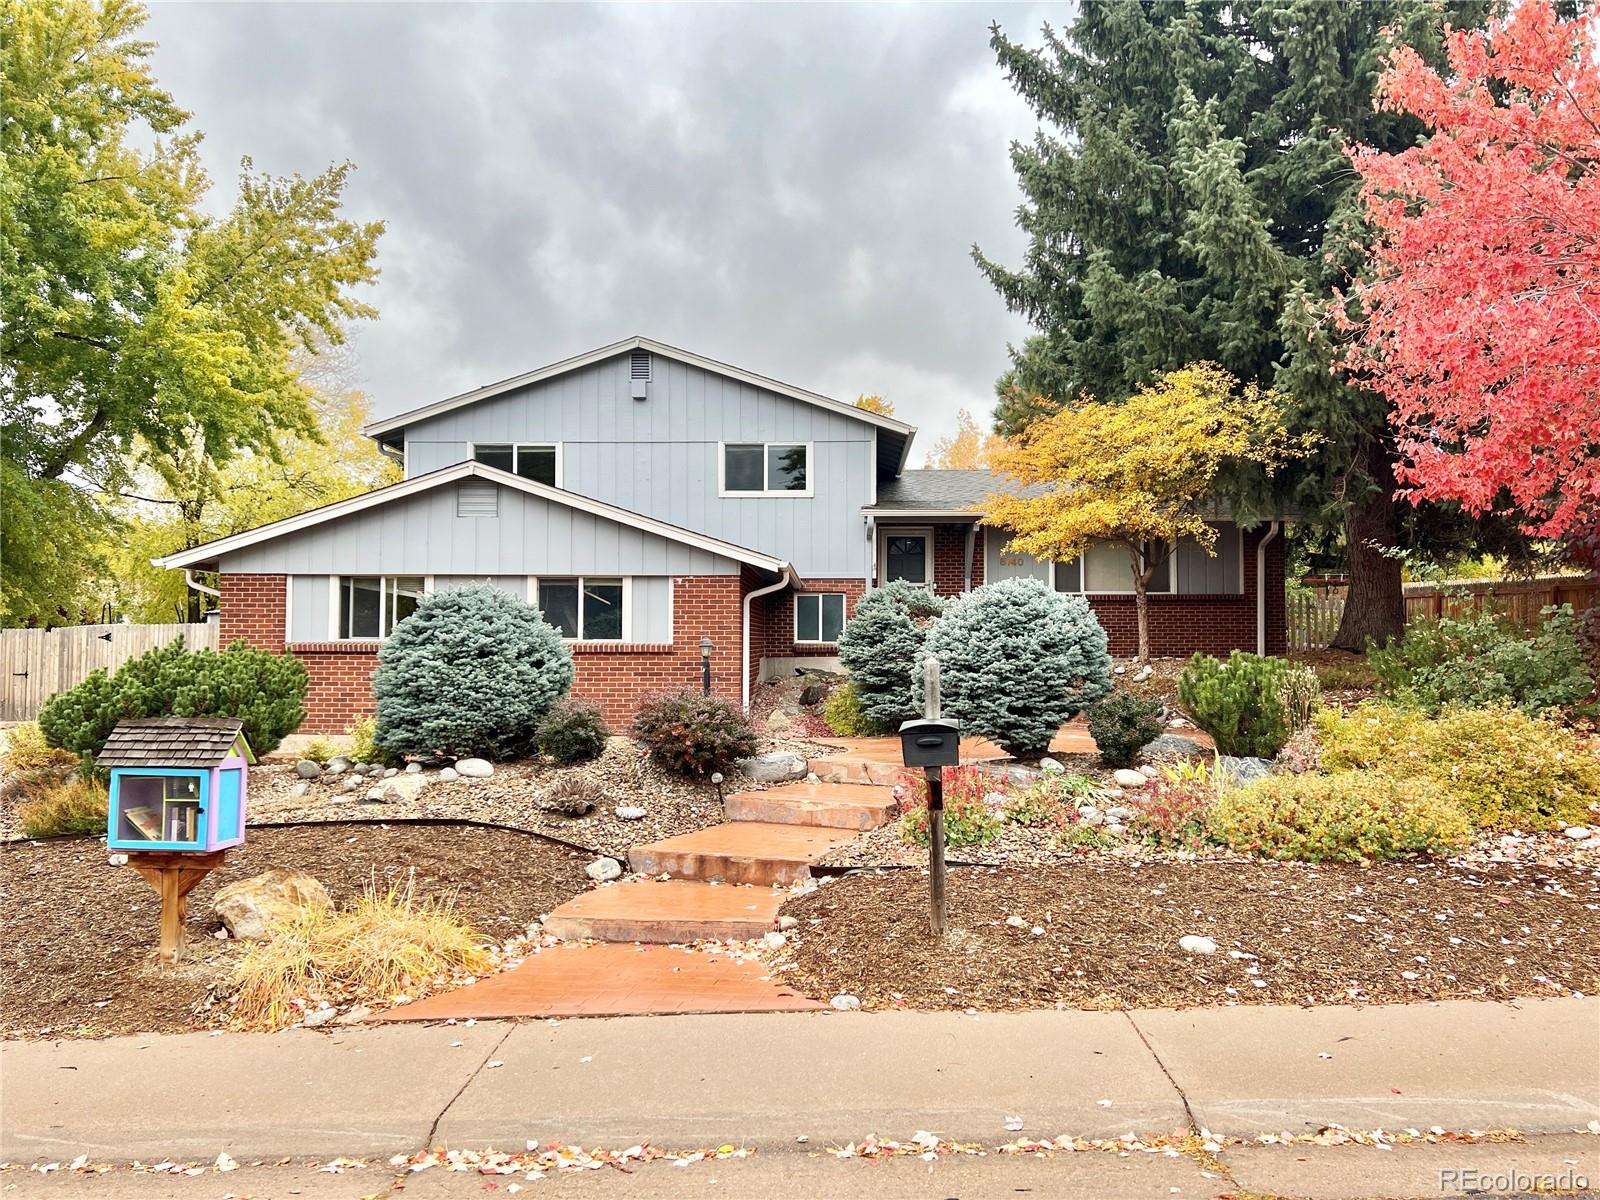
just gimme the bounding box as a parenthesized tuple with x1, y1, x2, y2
(898, 717, 962, 769)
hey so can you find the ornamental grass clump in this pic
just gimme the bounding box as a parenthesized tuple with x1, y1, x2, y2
(1316, 701, 1600, 831)
(631, 690, 758, 775)
(231, 878, 493, 1031)
(373, 585, 574, 760)
(920, 577, 1112, 758)
(1085, 692, 1163, 766)
(1208, 773, 1472, 863)
(837, 581, 946, 730)
(16, 776, 107, 838)
(1177, 650, 1292, 758)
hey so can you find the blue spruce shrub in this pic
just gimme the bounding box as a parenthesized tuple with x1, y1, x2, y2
(836, 580, 946, 730)
(921, 577, 1112, 758)
(373, 585, 574, 760)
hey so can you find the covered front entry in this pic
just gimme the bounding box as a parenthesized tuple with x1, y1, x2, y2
(873, 521, 983, 598)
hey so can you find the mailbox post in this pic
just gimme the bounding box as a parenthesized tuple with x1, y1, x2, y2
(900, 657, 959, 938)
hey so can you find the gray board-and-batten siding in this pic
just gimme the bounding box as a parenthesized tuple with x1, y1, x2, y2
(398, 352, 874, 580)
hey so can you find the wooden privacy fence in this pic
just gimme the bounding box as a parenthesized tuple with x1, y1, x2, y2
(0, 623, 218, 722)
(1287, 575, 1597, 652)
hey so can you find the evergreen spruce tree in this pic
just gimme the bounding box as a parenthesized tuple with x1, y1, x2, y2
(837, 581, 946, 730)
(974, 0, 1506, 649)
(373, 585, 573, 760)
(921, 578, 1112, 758)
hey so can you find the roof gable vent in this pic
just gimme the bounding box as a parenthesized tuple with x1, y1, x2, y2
(456, 480, 499, 518)
(630, 349, 651, 400)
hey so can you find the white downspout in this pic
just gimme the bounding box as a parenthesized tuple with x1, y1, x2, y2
(742, 566, 794, 711)
(1256, 520, 1281, 656)
(963, 523, 977, 594)
(184, 569, 221, 600)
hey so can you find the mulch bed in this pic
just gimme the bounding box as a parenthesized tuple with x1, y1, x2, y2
(776, 860, 1600, 1011)
(0, 822, 588, 1039)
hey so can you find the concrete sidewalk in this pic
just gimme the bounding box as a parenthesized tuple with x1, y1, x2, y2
(2, 998, 1595, 1168)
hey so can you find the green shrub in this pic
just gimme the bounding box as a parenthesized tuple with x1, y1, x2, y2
(537, 699, 610, 764)
(347, 716, 398, 767)
(39, 637, 308, 762)
(2, 722, 77, 773)
(301, 739, 338, 765)
(1279, 663, 1322, 732)
(17, 777, 108, 838)
(1368, 605, 1593, 716)
(821, 682, 884, 737)
(1057, 823, 1118, 853)
(1209, 772, 1472, 862)
(373, 585, 573, 760)
(920, 578, 1112, 758)
(1085, 692, 1163, 766)
(837, 581, 946, 730)
(898, 766, 1004, 848)
(1177, 651, 1292, 758)
(1317, 702, 1600, 831)
(632, 690, 758, 776)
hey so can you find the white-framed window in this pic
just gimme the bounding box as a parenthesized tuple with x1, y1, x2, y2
(532, 576, 627, 641)
(336, 576, 428, 639)
(877, 526, 933, 587)
(471, 442, 561, 487)
(1053, 541, 1174, 595)
(794, 593, 846, 644)
(718, 441, 812, 496)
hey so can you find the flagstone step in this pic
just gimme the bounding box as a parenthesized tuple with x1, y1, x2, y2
(808, 736, 1009, 785)
(628, 821, 857, 886)
(543, 880, 785, 944)
(724, 781, 897, 830)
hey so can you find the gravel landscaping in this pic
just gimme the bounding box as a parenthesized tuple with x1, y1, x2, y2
(776, 859, 1600, 1011)
(0, 823, 588, 1039)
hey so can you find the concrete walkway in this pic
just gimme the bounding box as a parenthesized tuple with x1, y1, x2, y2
(4, 998, 1594, 1168)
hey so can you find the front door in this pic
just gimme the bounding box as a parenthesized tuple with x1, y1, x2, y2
(877, 526, 933, 587)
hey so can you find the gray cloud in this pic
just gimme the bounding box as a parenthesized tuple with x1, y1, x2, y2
(145, 2, 1054, 458)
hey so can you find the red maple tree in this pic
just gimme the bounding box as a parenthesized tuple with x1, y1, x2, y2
(1341, 0, 1600, 540)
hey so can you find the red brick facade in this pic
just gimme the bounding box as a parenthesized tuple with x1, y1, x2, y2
(932, 523, 984, 597)
(754, 577, 868, 661)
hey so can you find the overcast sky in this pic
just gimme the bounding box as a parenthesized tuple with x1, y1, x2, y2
(144, 2, 1056, 460)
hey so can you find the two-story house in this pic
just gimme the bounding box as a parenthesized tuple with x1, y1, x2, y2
(157, 336, 1286, 733)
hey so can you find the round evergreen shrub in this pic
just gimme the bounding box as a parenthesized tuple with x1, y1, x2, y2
(373, 585, 573, 760)
(1177, 650, 1292, 758)
(837, 581, 946, 730)
(39, 636, 308, 762)
(631, 690, 758, 775)
(537, 699, 611, 764)
(920, 577, 1112, 758)
(1085, 691, 1163, 766)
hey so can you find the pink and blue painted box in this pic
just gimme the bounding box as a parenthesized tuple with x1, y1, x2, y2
(96, 717, 254, 852)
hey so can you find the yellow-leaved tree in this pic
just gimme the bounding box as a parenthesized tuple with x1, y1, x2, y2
(985, 363, 1312, 662)
(854, 393, 895, 416)
(925, 408, 1004, 469)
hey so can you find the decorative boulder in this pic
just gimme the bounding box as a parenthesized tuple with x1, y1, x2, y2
(1141, 734, 1207, 760)
(455, 758, 494, 779)
(798, 683, 827, 707)
(1111, 768, 1148, 789)
(438, 766, 460, 782)
(212, 869, 330, 940)
(294, 760, 322, 779)
(1217, 756, 1273, 788)
(376, 774, 427, 804)
(585, 857, 623, 882)
(736, 751, 807, 783)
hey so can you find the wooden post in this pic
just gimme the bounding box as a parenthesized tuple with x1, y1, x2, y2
(127, 850, 228, 965)
(922, 657, 948, 939)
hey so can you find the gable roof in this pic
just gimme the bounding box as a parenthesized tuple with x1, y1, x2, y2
(153, 460, 794, 577)
(97, 717, 254, 769)
(363, 335, 916, 473)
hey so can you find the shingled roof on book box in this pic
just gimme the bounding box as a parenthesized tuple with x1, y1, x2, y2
(95, 717, 252, 768)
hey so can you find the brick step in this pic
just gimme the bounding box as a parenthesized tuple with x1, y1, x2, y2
(544, 880, 784, 944)
(628, 822, 857, 886)
(724, 781, 896, 830)
(808, 736, 1009, 785)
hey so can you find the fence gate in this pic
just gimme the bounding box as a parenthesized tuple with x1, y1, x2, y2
(1287, 588, 1345, 652)
(0, 623, 218, 722)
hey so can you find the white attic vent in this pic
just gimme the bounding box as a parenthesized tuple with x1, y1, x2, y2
(456, 480, 499, 518)
(630, 349, 651, 400)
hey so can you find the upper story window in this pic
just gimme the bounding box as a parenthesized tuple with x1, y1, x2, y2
(534, 577, 624, 641)
(1054, 542, 1173, 595)
(473, 443, 560, 487)
(340, 576, 426, 639)
(720, 442, 811, 496)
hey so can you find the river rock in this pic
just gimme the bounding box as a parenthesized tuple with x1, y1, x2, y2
(405, 762, 423, 774)
(438, 767, 459, 782)
(614, 805, 647, 820)
(585, 856, 623, 883)
(1564, 825, 1593, 840)
(213, 868, 330, 940)
(294, 760, 323, 779)
(1105, 805, 1135, 823)
(767, 708, 794, 734)
(341, 775, 361, 792)
(736, 751, 807, 783)
(1038, 757, 1065, 774)
(1179, 935, 1218, 955)
(1131, 665, 1153, 683)
(1141, 734, 1206, 760)
(455, 758, 494, 779)
(290, 781, 309, 798)
(326, 756, 352, 772)
(1112, 768, 1148, 789)
(325, 761, 348, 777)
(377, 774, 426, 804)
(1217, 756, 1273, 787)
(830, 994, 861, 1011)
